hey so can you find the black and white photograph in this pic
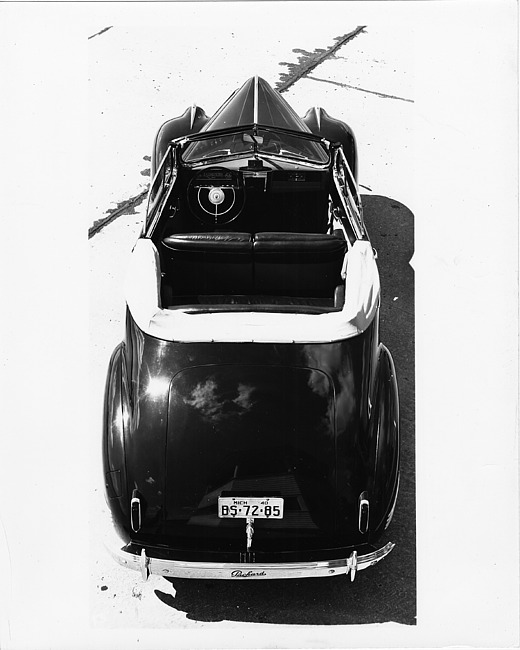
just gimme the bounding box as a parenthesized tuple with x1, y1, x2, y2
(0, 1, 518, 649)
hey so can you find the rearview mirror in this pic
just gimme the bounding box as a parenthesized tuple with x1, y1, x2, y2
(243, 134, 264, 144)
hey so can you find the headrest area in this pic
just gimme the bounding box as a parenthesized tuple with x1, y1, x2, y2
(253, 231, 346, 254)
(162, 232, 252, 252)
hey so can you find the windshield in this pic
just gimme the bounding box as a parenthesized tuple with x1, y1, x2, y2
(182, 127, 329, 164)
(181, 77, 330, 165)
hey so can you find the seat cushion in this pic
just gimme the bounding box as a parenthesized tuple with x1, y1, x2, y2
(253, 232, 346, 297)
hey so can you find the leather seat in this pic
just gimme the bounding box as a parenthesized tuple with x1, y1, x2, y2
(161, 232, 253, 297)
(162, 232, 252, 252)
(161, 231, 346, 305)
(253, 232, 346, 298)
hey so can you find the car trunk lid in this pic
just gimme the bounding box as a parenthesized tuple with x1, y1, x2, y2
(163, 363, 338, 552)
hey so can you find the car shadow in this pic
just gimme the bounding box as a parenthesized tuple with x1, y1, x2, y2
(153, 195, 416, 626)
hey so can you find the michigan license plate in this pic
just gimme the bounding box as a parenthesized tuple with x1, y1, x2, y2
(218, 497, 284, 519)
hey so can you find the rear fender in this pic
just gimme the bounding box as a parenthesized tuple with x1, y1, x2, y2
(102, 342, 131, 541)
(367, 344, 400, 538)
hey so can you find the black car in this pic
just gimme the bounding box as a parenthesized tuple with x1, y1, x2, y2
(103, 76, 399, 581)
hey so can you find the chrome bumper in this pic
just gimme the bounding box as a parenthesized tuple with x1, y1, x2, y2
(105, 539, 395, 581)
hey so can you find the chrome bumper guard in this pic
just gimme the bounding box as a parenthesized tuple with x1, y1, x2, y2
(105, 538, 395, 581)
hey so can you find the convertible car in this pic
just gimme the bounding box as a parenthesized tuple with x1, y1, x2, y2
(103, 76, 399, 582)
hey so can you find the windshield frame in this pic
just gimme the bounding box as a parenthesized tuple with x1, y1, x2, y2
(177, 124, 331, 168)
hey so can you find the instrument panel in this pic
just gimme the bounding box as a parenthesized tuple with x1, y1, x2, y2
(187, 167, 245, 225)
(187, 165, 328, 226)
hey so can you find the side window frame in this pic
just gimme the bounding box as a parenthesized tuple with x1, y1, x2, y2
(329, 146, 367, 245)
(335, 147, 366, 239)
(144, 146, 177, 236)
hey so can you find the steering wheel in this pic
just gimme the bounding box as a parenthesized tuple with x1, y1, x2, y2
(187, 167, 245, 226)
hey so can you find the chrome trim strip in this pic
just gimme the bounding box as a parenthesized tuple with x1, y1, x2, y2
(338, 147, 365, 233)
(332, 149, 364, 240)
(105, 540, 395, 581)
(349, 550, 358, 582)
(385, 472, 400, 530)
(140, 548, 150, 580)
(188, 153, 329, 171)
(254, 75, 259, 124)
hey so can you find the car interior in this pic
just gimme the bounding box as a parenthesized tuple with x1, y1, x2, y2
(150, 162, 349, 313)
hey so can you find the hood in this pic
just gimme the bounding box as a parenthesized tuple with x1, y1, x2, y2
(202, 76, 311, 132)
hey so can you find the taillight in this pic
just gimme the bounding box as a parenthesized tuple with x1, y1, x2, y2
(358, 491, 369, 534)
(131, 489, 141, 532)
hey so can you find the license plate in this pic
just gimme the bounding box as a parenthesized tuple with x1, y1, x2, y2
(218, 497, 284, 519)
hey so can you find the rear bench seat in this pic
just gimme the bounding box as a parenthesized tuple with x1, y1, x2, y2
(161, 231, 346, 305)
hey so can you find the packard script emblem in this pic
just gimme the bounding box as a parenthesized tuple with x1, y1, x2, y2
(231, 570, 267, 578)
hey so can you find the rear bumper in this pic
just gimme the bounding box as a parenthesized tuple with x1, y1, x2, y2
(105, 537, 395, 581)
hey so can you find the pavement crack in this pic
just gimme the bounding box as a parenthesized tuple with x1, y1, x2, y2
(88, 26, 113, 40)
(88, 188, 148, 238)
(307, 75, 414, 103)
(276, 26, 366, 93)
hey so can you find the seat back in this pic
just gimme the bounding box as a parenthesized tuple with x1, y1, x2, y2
(253, 232, 346, 298)
(161, 232, 253, 299)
